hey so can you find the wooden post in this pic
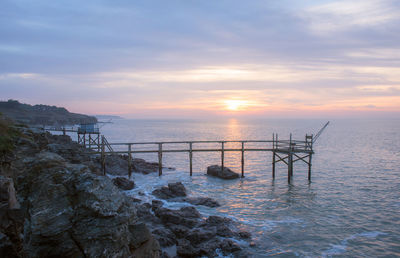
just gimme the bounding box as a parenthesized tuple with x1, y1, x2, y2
(89, 134, 92, 150)
(272, 152, 276, 179)
(272, 133, 275, 179)
(288, 133, 293, 182)
(101, 136, 106, 175)
(221, 141, 224, 173)
(189, 142, 193, 176)
(128, 144, 132, 179)
(63, 127, 66, 136)
(308, 154, 312, 181)
(83, 134, 86, 148)
(288, 153, 292, 183)
(241, 141, 244, 178)
(97, 135, 100, 152)
(158, 143, 163, 176)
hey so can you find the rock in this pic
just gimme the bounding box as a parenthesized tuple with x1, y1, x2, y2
(186, 228, 217, 245)
(177, 239, 200, 257)
(14, 150, 161, 257)
(152, 228, 176, 247)
(152, 182, 187, 199)
(168, 224, 190, 238)
(152, 200, 163, 211)
(207, 165, 239, 179)
(184, 197, 220, 207)
(219, 239, 242, 253)
(129, 223, 152, 249)
(154, 207, 200, 228)
(0, 176, 20, 209)
(132, 158, 160, 174)
(239, 230, 252, 239)
(112, 177, 135, 190)
(104, 154, 129, 175)
(201, 216, 236, 237)
(179, 206, 201, 218)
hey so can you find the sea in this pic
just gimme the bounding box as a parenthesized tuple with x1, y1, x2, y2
(96, 118, 400, 257)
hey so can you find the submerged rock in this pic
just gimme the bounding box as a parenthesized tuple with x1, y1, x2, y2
(184, 197, 220, 207)
(152, 182, 187, 199)
(112, 176, 135, 190)
(207, 165, 240, 179)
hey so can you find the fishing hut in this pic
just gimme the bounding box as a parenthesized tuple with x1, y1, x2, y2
(77, 123, 100, 151)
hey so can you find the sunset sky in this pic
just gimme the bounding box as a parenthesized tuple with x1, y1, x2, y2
(1, 0, 400, 118)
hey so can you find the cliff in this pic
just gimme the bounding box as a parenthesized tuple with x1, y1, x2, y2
(0, 116, 159, 257)
(0, 100, 97, 126)
(0, 116, 252, 257)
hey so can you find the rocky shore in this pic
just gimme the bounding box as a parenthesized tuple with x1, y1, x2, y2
(0, 117, 252, 257)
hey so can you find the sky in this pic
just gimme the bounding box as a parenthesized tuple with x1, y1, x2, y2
(1, 0, 400, 119)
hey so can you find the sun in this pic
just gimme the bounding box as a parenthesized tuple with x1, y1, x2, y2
(224, 100, 248, 111)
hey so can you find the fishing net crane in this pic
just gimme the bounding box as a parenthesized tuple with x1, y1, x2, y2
(312, 121, 330, 144)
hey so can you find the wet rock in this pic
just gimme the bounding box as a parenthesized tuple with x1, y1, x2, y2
(186, 228, 217, 245)
(177, 239, 200, 257)
(201, 216, 236, 237)
(152, 227, 176, 247)
(184, 197, 220, 207)
(219, 239, 242, 253)
(129, 223, 152, 249)
(132, 158, 159, 174)
(207, 165, 239, 179)
(112, 177, 135, 190)
(152, 182, 187, 199)
(152, 200, 163, 211)
(239, 230, 252, 239)
(168, 224, 190, 239)
(154, 206, 200, 228)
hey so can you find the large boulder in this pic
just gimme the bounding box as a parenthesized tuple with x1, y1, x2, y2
(152, 182, 187, 199)
(184, 197, 220, 207)
(112, 177, 135, 190)
(207, 165, 239, 179)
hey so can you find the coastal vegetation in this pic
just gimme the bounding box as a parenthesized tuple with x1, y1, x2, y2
(0, 100, 97, 126)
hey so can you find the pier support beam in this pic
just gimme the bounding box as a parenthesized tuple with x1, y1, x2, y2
(221, 142, 225, 173)
(158, 143, 163, 176)
(128, 144, 132, 179)
(241, 142, 244, 178)
(189, 142, 193, 176)
(308, 154, 312, 181)
(101, 136, 106, 176)
(272, 151, 276, 179)
(288, 153, 293, 183)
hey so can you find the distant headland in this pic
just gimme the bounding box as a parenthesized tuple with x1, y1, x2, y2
(0, 99, 97, 126)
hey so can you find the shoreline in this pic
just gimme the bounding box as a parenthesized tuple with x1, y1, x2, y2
(0, 120, 253, 257)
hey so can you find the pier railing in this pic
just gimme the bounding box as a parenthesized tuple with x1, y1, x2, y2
(97, 133, 314, 182)
(41, 125, 320, 182)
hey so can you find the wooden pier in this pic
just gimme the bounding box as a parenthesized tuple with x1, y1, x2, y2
(43, 122, 329, 183)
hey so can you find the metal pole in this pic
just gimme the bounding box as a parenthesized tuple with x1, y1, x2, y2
(158, 143, 163, 176)
(189, 142, 193, 176)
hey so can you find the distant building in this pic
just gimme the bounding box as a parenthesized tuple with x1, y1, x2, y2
(78, 123, 99, 134)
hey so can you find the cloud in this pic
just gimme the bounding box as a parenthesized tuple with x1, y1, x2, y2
(302, 0, 400, 35)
